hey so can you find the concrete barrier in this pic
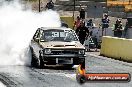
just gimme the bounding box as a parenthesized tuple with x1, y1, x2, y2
(60, 16, 74, 29)
(100, 36, 132, 62)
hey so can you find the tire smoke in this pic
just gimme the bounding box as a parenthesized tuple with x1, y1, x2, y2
(0, 1, 61, 65)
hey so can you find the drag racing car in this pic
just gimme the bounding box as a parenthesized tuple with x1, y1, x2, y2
(30, 27, 86, 68)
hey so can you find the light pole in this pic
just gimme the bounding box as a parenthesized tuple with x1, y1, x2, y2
(73, 0, 75, 20)
(73, 0, 76, 29)
(39, 0, 41, 12)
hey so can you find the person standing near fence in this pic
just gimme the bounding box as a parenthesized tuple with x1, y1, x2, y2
(80, 8, 85, 19)
(74, 16, 81, 30)
(113, 19, 123, 38)
(45, 0, 54, 10)
(101, 13, 110, 36)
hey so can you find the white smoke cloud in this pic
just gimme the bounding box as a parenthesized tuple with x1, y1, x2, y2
(0, 82, 6, 87)
(0, 1, 61, 65)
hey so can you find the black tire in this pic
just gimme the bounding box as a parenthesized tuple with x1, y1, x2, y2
(39, 55, 44, 69)
(31, 53, 36, 67)
(30, 47, 35, 67)
(31, 55, 40, 68)
(30, 47, 40, 68)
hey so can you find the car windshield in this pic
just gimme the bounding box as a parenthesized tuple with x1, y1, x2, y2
(40, 29, 78, 42)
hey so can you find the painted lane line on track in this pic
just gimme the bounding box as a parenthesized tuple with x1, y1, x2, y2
(86, 53, 132, 67)
(39, 72, 76, 80)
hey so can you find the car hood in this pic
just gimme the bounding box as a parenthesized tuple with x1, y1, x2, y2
(39, 41, 85, 49)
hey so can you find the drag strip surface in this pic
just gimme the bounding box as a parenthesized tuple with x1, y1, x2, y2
(0, 53, 132, 87)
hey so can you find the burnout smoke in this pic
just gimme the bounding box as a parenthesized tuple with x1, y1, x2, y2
(0, 1, 61, 65)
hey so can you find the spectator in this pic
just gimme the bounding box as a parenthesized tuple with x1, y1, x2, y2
(86, 19, 94, 36)
(45, 0, 54, 10)
(123, 21, 128, 38)
(101, 13, 110, 35)
(76, 21, 89, 45)
(79, 4, 82, 10)
(74, 16, 81, 29)
(113, 19, 123, 38)
(102, 13, 110, 29)
(87, 19, 93, 27)
(80, 8, 85, 19)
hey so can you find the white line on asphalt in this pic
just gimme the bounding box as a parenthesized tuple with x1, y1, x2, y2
(40, 72, 76, 80)
(86, 53, 132, 67)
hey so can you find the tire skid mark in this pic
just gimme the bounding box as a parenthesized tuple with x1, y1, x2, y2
(0, 73, 17, 87)
(31, 67, 76, 80)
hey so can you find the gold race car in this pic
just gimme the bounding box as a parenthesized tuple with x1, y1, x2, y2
(30, 27, 85, 68)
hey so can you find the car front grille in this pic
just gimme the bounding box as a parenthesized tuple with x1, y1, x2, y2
(51, 49, 78, 55)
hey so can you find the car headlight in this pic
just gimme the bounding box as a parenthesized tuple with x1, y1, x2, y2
(44, 49, 51, 54)
(79, 50, 85, 54)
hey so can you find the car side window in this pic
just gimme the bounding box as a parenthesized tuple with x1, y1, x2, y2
(33, 29, 40, 42)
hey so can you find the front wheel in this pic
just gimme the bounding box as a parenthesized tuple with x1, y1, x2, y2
(39, 55, 44, 69)
(30, 47, 39, 68)
(31, 55, 40, 68)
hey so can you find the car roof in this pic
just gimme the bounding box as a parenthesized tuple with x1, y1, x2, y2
(39, 27, 73, 31)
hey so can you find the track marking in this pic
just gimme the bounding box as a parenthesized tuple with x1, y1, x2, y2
(39, 72, 76, 80)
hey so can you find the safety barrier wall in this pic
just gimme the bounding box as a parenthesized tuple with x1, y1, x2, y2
(100, 36, 132, 62)
(107, 1, 132, 6)
(60, 16, 74, 29)
(107, 0, 132, 12)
